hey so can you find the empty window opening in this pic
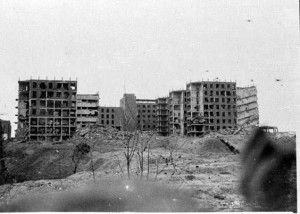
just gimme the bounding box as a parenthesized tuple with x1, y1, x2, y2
(215, 98, 219, 102)
(57, 83, 62, 89)
(40, 82, 46, 89)
(216, 112, 220, 116)
(48, 109, 54, 116)
(216, 84, 220, 88)
(63, 83, 68, 90)
(30, 118, 37, 125)
(55, 101, 61, 108)
(47, 100, 54, 107)
(40, 100, 46, 107)
(32, 91, 37, 98)
(31, 100, 37, 107)
(40, 109, 47, 116)
(31, 109, 37, 115)
(221, 91, 225, 96)
(70, 83, 76, 90)
(40, 91, 46, 98)
(54, 110, 61, 116)
(210, 91, 213, 96)
(209, 112, 214, 116)
(39, 118, 46, 125)
(226, 91, 231, 96)
(47, 91, 54, 98)
(228, 105, 231, 109)
(33, 82, 37, 88)
(222, 112, 225, 117)
(227, 98, 231, 103)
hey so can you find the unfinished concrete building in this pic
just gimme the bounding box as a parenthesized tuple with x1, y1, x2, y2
(120, 94, 138, 131)
(17, 79, 77, 141)
(136, 99, 156, 131)
(155, 97, 169, 136)
(186, 81, 237, 136)
(169, 90, 186, 135)
(236, 86, 259, 127)
(76, 94, 99, 127)
(98, 106, 124, 130)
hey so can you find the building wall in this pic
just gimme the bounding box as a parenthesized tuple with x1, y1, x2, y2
(136, 99, 156, 131)
(98, 107, 124, 130)
(155, 97, 169, 136)
(76, 94, 99, 127)
(237, 86, 259, 127)
(169, 90, 185, 135)
(120, 94, 138, 131)
(17, 80, 77, 141)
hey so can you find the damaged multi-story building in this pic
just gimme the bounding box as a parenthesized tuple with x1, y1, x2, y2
(236, 86, 259, 127)
(155, 97, 169, 136)
(169, 90, 186, 135)
(76, 94, 99, 127)
(186, 81, 237, 136)
(17, 79, 77, 141)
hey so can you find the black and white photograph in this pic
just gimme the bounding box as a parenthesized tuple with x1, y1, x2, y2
(0, 0, 298, 212)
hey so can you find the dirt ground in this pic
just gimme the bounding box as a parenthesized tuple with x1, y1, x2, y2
(0, 129, 295, 211)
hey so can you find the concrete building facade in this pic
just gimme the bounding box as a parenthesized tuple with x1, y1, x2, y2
(155, 97, 169, 136)
(76, 94, 99, 127)
(236, 86, 259, 127)
(98, 106, 123, 130)
(120, 94, 138, 131)
(186, 81, 237, 136)
(0, 119, 11, 140)
(17, 79, 77, 141)
(169, 90, 185, 135)
(136, 99, 156, 131)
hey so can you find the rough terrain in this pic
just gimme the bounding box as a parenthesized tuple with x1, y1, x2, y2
(0, 127, 296, 211)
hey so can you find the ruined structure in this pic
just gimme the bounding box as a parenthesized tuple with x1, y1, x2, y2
(236, 86, 259, 127)
(76, 94, 99, 127)
(98, 107, 123, 130)
(169, 90, 185, 135)
(186, 81, 237, 136)
(17, 79, 77, 141)
(155, 97, 169, 136)
(136, 99, 156, 131)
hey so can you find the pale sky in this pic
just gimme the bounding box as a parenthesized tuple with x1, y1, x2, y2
(0, 0, 299, 135)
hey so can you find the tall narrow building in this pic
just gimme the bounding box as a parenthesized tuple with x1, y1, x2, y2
(169, 90, 185, 135)
(17, 79, 77, 141)
(76, 94, 99, 127)
(155, 97, 169, 136)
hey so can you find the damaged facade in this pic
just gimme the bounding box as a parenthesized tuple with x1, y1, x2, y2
(236, 86, 259, 127)
(76, 94, 99, 127)
(155, 97, 169, 136)
(169, 90, 185, 135)
(136, 99, 156, 131)
(17, 79, 77, 141)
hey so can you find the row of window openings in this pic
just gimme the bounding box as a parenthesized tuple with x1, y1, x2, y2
(204, 90, 236, 96)
(30, 127, 71, 134)
(207, 119, 236, 124)
(31, 100, 75, 108)
(137, 115, 156, 118)
(207, 125, 235, 131)
(30, 118, 76, 125)
(101, 114, 115, 119)
(100, 109, 115, 113)
(32, 82, 76, 90)
(203, 83, 236, 90)
(139, 110, 156, 113)
(204, 97, 236, 103)
(31, 109, 75, 116)
(100, 120, 115, 125)
(140, 125, 156, 129)
(30, 91, 76, 99)
(204, 111, 237, 117)
(204, 104, 236, 110)
(137, 104, 156, 108)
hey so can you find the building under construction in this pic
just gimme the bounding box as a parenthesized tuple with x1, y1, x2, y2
(155, 97, 169, 136)
(76, 94, 99, 127)
(17, 79, 77, 141)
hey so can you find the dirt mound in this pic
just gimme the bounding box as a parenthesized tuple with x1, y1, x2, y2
(198, 138, 231, 154)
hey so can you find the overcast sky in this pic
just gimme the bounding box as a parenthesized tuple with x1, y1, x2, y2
(0, 0, 298, 135)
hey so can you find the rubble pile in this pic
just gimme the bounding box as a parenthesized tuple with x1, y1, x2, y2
(74, 125, 133, 140)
